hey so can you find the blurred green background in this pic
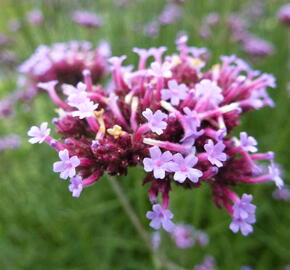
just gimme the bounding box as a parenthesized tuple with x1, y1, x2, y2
(0, 0, 290, 269)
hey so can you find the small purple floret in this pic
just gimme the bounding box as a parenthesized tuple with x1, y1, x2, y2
(239, 132, 258, 153)
(142, 108, 167, 135)
(27, 122, 50, 144)
(268, 162, 284, 189)
(146, 204, 175, 232)
(230, 194, 256, 236)
(204, 139, 227, 167)
(171, 153, 202, 183)
(143, 146, 172, 179)
(69, 175, 83, 197)
(161, 79, 188, 106)
(53, 149, 80, 179)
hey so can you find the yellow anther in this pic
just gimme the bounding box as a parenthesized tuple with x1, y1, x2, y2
(190, 57, 204, 69)
(94, 109, 106, 134)
(55, 108, 66, 117)
(107, 125, 125, 139)
(211, 64, 221, 72)
(171, 55, 182, 66)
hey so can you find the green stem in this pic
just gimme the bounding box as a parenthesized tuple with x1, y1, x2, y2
(107, 175, 152, 250)
(107, 176, 187, 270)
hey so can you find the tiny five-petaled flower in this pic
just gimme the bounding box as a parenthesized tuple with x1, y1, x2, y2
(146, 204, 175, 232)
(27, 122, 50, 144)
(53, 149, 80, 179)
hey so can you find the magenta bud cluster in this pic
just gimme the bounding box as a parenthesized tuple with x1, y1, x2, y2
(27, 36, 283, 236)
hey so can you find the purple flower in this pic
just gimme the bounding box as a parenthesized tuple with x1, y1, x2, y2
(188, 46, 208, 58)
(180, 126, 204, 145)
(142, 109, 167, 135)
(143, 20, 160, 38)
(148, 61, 172, 78)
(171, 224, 194, 249)
(161, 80, 188, 106)
(268, 162, 284, 189)
(215, 128, 227, 141)
(132, 48, 151, 60)
(108, 55, 127, 67)
(195, 230, 209, 247)
(143, 146, 173, 179)
(242, 36, 274, 57)
(63, 82, 86, 97)
(72, 99, 99, 119)
(159, 4, 182, 25)
(69, 175, 83, 197)
(195, 256, 216, 270)
(37, 80, 58, 92)
(238, 132, 258, 153)
(278, 4, 290, 25)
(204, 140, 227, 167)
(240, 266, 253, 270)
(27, 122, 50, 144)
(195, 79, 224, 105)
(230, 194, 256, 236)
(180, 108, 203, 144)
(72, 11, 103, 28)
(0, 134, 21, 152)
(27, 9, 43, 25)
(183, 107, 201, 129)
(151, 231, 161, 251)
(149, 47, 167, 61)
(53, 149, 80, 179)
(171, 153, 202, 183)
(146, 204, 175, 232)
(272, 185, 290, 201)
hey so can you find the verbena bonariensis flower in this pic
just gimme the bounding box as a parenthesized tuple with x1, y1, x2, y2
(272, 185, 290, 201)
(159, 4, 182, 25)
(18, 40, 109, 87)
(28, 36, 282, 236)
(26, 9, 44, 25)
(278, 4, 290, 26)
(13, 40, 110, 105)
(0, 134, 21, 152)
(72, 10, 103, 28)
(171, 223, 208, 249)
(195, 256, 216, 270)
(242, 35, 274, 58)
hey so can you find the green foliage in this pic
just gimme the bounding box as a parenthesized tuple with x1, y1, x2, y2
(0, 0, 290, 269)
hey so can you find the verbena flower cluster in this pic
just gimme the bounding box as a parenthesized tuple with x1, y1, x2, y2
(278, 3, 290, 25)
(0, 40, 110, 119)
(27, 36, 283, 236)
(151, 223, 208, 250)
(200, 10, 274, 58)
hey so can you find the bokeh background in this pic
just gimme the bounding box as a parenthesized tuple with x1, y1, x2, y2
(0, 0, 290, 269)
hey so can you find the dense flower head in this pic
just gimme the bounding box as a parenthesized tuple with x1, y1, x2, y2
(146, 204, 175, 232)
(272, 185, 290, 201)
(28, 37, 281, 236)
(72, 10, 103, 28)
(242, 35, 274, 57)
(17, 40, 110, 99)
(0, 40, 111, 118)
(159, 4, 182, 25)
(230, 194, 256, 236)
(26, 9, 44, 25)
(278, 4, 290, 25)
(0, 134, 21, 152)
(195, 256, 216, 270)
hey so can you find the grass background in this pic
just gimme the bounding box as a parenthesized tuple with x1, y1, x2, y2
(0, 0, 290, 269)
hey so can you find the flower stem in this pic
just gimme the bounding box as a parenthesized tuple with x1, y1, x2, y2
(107, 176, 187, 270)
(107, 175, 152, 250)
